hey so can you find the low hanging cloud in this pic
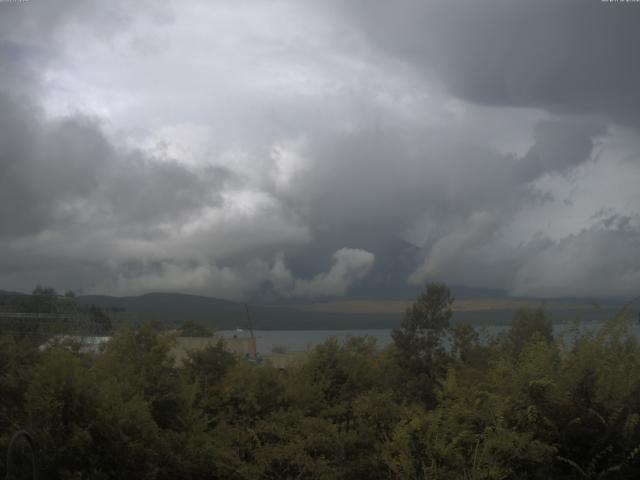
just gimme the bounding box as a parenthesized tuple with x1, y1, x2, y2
(289, 248, 375, 298)
(513, 224, 640, 299)
(409, 211, 499, 286)
(100, 248, 374, 300)
(514, 117, 607, 182)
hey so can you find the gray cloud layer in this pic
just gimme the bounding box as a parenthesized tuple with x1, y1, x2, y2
(336, 0, 640, 125)
(0, 0, 639, 299)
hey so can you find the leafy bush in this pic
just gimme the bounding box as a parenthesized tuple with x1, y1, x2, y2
(3, 285, 640, 479)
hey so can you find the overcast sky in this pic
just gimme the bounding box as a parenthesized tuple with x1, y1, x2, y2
(1, 0, 639, 300)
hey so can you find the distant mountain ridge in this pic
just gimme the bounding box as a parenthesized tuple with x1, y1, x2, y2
(76, 292, 402, 330)
(1, 286, 631, 331)
(74, 288, 630, 330)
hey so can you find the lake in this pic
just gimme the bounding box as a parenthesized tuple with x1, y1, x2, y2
(218, 321, 640, 354)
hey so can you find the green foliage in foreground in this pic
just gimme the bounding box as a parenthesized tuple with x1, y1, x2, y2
(2, 285, 640, 479)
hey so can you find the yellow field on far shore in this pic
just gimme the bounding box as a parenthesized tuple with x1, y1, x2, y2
(280, 298, 592, 315)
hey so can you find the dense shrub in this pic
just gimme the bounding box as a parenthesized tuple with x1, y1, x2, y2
(2, 287, 640, 479)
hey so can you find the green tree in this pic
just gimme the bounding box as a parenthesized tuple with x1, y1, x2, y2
(95, 326, 193, 432)
(391, 282, 454, 405)
(183, 339, 236, 422)
(178, 320, 213, 337)
(500, 307, 553, 358)
(449, 322, 481, 364)
(31, 285, 58, 313)
(88, 305, 112, 334)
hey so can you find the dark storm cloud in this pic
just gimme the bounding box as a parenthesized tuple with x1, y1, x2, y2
(0, 2, 248, 294)
(334, 0, 640, 125)
(1, 0, 639, 299)
(513, 225, 640, 298)
(0, 93, 230, 239)
(515, 117, 607, 182)
(0, 89, 317, 298)
(290, 114, 605, 255)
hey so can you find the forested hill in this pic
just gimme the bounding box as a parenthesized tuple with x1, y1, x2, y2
(0, 287, 627, 331)
(76, 292, 402, 330)
(73, 290, 627, 330)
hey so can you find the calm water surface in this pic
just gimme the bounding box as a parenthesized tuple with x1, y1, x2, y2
(218, 322, 640, 354)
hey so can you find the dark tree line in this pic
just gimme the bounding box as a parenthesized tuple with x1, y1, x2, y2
(0, 286, 113, 342)
(2, 283, 640, 479)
